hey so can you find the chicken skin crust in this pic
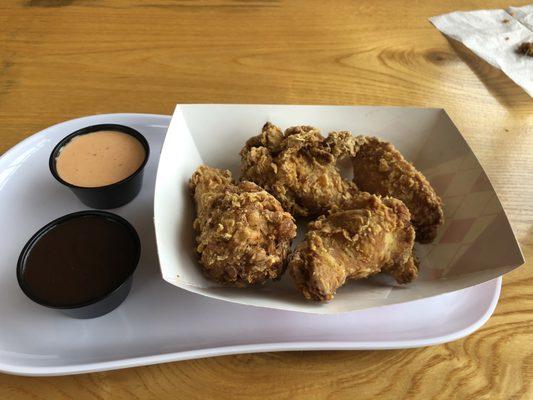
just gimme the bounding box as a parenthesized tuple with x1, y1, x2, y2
(240, 122, 366, 217)
(189, 165, 297, 286)
(351, 137, 444, 243)
(289, 195, 418, 301)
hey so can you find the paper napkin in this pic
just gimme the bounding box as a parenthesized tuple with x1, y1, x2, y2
(430, 4, 533, 97)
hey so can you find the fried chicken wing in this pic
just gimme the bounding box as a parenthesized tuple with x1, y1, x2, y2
(351, 137, 444, 243)
(289, 195, 418, 301)
(190, 165, 297, 286)
(240, 122, 365, 217)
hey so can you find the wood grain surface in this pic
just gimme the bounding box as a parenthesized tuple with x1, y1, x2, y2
(1, 0, 532, 398)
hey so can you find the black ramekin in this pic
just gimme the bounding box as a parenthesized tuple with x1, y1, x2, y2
(17, 211, 141, 319)
(49, 124, 150, 209)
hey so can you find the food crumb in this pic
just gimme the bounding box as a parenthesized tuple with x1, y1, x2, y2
(516, 42, 533, 57)
(505, 37, 509, 41)
(502, 18, 510, 23)
(505, 128, 509, 132)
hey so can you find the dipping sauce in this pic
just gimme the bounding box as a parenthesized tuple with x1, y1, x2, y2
(19, 214, 139, 307)
(55, 130, 146, 188)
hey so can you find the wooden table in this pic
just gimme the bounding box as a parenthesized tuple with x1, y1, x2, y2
(1, 0, 532, 398)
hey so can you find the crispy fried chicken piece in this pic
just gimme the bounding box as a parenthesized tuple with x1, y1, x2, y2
(240, 122, 365, 217)
(190, 165, 297, 286)
(351, 137, 444, 243)
(289, 195, 418, 301)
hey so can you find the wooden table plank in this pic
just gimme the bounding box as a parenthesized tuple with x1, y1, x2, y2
(0, 1, 532, 398)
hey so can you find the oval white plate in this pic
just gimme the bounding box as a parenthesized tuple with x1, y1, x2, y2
(0, 114, 501, 376)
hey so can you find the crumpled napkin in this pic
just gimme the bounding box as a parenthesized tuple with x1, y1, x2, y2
(430, 4, 533, 97)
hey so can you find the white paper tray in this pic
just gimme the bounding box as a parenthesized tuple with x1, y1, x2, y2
(156, 104, 522, 313)
(0, 114, 501, 376)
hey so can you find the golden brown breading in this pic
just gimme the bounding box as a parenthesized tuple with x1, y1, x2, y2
(351, 137, 444, 243)
(289, 195, 418, 301)
(190, 165, 297, 286)
(240, 122, 365, 217)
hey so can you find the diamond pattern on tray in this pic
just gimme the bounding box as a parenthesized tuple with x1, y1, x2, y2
(440, 218, 476, 243)
(443, 168, 481, 197)
(453, 191, 493, 219)
(419, 150, 507, 278)
(428, 172, 455, 195)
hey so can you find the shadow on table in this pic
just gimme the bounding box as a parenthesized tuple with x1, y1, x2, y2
(446, 37, 531, 112)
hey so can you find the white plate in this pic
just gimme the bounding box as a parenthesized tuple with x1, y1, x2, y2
(0, 114, 501, 376)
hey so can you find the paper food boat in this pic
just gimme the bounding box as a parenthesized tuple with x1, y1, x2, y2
(154, 104, 524, 314)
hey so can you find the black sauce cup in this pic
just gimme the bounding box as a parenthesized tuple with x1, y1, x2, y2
(17, 211, 141, 319)
(49, 124, 150, 209)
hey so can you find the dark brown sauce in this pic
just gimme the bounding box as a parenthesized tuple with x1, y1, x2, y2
(21, 215, 138, 307)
